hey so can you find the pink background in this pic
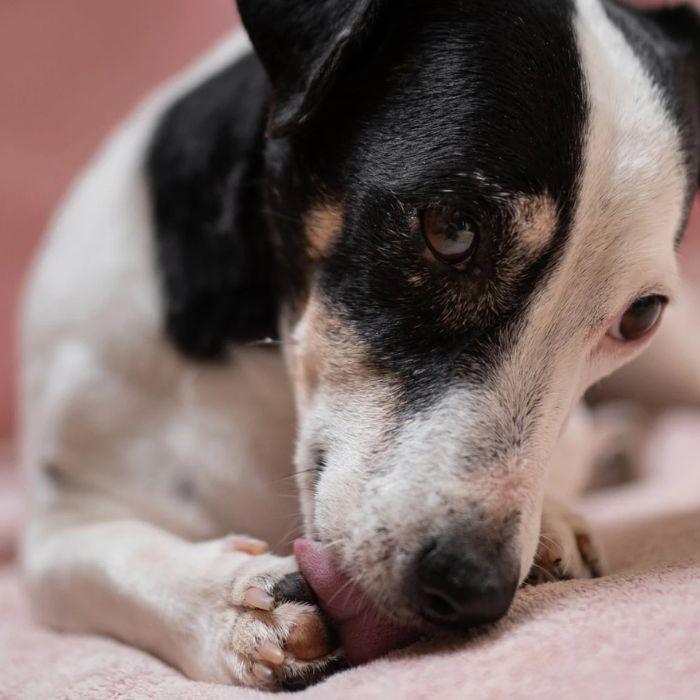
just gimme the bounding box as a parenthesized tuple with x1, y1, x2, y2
(0, 1, 697, 442)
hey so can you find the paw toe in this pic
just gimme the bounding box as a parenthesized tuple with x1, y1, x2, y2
(286, 611, 334, 661)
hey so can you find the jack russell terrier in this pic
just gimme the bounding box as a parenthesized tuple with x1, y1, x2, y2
(20, 0, 700, 691)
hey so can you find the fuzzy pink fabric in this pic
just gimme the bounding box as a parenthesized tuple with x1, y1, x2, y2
(2, 413, 700, 699)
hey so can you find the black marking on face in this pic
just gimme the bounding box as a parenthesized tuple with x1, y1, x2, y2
(603, 1, 700, 241)
(292, 0, 588, 406)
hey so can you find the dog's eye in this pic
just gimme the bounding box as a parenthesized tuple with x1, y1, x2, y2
(608, 295, 667, 342)
(421, 207, 478, 268)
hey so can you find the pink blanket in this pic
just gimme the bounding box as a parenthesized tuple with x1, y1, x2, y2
(2, 415, 700, 699)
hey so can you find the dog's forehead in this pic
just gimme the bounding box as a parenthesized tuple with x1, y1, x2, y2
(326, 0, 686, 212)
(328, 0, 586, 200)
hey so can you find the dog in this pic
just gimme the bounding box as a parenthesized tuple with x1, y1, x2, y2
(19, 0, 700, 691)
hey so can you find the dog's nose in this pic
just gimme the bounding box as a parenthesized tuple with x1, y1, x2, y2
(413, 533, 519, 628)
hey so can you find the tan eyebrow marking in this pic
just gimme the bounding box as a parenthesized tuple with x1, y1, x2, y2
(304, 204, 344, 261)
(513, 194, 558, 255)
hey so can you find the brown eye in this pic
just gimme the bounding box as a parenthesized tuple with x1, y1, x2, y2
(421, 207, 478, 267)
(608, 295, 667, 342)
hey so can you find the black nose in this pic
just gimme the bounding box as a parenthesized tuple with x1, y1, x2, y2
(413, 533, 519, 628)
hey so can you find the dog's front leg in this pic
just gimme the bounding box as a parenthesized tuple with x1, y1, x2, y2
(23, 516, 339, 690)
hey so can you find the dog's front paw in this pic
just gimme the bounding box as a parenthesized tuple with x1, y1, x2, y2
(186, 546, 341, 691)
(527, 499, 604, 585)
(237, 568, 342, 691)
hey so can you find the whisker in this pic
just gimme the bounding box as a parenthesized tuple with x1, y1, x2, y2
(271, 467, 320, 485)
(537, 539, 555, 557)
(527, 562, 554, 583)
(275, 523, 306, 550)
(325, 576, 357, 607)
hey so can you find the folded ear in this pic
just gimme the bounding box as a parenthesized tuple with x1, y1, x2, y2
(644, 4, 700, 187)
(147, 58, 280, 360)
(238, 0, 389, 137)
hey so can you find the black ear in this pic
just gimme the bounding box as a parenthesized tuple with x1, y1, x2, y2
(644, 4, 700, 187)
(147, 57, 280, 360)
(238, 0, 389, 137)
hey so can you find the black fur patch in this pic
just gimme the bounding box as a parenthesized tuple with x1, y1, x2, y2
(288, 0, 588, 405)
(146, 53, 278, 360)
(238, 0, 392, 137)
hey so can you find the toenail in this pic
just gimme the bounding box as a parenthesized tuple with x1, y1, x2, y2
(252, 662, 275, 683)
(258, 639, 285, 665)
(243, 587, 275, 611)
(224, 536, 269, 555)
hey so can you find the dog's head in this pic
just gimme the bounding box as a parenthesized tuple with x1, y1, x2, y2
(238, 0, 700, 630)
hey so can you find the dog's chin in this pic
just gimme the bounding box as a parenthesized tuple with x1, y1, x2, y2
(294, 538, 423, 665)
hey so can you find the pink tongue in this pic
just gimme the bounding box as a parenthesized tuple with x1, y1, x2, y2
(294, 539, 420, 665)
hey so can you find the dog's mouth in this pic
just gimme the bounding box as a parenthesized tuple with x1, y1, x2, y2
(294, 538, 421, 664)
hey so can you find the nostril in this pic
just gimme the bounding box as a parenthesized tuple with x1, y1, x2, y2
(423, 590, 459, 621)
(416, 541, 463, 623)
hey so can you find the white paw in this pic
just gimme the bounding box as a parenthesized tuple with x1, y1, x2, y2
(527, 499, 604, 584)
(179, 539, 341, 690)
